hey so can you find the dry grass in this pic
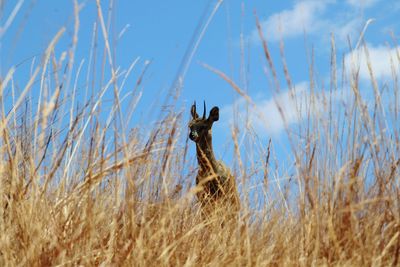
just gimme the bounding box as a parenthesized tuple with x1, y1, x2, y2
(1, 2, 400, 266)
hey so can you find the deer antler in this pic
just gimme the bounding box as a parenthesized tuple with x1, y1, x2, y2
(202, 101, 206, 119)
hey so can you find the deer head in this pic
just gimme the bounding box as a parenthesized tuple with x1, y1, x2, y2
(188, 101, 219, 143)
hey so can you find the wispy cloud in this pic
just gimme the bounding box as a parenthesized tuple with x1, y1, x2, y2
(250, 0, 372, 45)
(220, 44, 399, 137)
(333, 17, 363, 43)
(346, 0, 380, 8)
(220, 81, 349, 137)
(250, 1, 331, 43)
(345, 44, 400, 81)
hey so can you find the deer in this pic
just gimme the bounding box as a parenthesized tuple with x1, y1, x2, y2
(188, 101, 240, 218)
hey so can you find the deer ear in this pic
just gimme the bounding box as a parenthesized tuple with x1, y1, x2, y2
(191, 103, 199, 119)
(208, 106, 219, 122)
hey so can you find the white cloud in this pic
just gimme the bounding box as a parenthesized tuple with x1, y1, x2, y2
(250, 1, 370, 45)
(345, 44, 400, 81)
(219, 45, 399, 137)
(346, 0, 380, 8)
(250, 1, 331, 42)
(220, 82, 349, 136)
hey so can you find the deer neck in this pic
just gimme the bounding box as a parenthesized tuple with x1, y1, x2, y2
(196, 132, 218, 172)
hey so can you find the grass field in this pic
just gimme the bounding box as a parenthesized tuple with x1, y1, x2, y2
(1, 2, 400, 266)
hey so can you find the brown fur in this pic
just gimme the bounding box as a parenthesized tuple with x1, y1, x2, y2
(188, 102, 240, 216)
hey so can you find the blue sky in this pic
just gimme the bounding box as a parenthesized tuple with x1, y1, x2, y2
(1, 0, 399, 172)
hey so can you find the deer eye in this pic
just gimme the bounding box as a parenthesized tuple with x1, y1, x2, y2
(190, 125, 200, 131)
